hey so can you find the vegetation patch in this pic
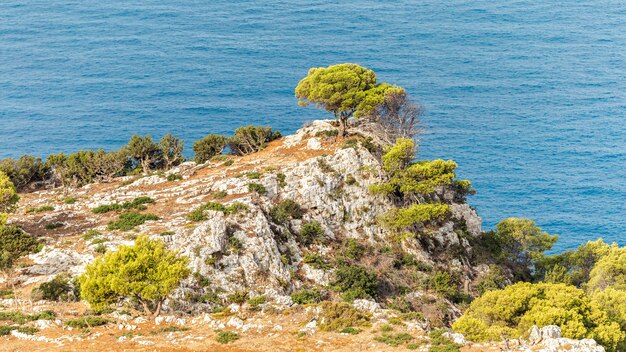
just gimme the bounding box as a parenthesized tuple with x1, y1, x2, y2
(247, 182, 266, 195)
(107, 212, 159, 231)
(318, 302, 370, 332)
(216, 330, 240, 344)
(92, 196, 155, 214)
(65, 316, 109, 329)
(290, 288, 325, 305)
(374, 333, 414, 347)
(0, 311, 55, 324)
(26, 205, 54, 213)
(269, 199, 302, 224)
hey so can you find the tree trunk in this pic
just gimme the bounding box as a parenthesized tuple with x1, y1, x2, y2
(142, 159, 151, 175)
(154, 300, 163, 317)
(141, 300, 151, 316)
(339, 116, 348, 137)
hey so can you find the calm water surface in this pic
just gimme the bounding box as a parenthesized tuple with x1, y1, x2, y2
(1, 1, 626, 251)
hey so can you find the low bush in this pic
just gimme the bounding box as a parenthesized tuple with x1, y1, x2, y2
(26, 205, 54, 213)
(290, 288, 325, 305)
(302, 253, 330, 270)
(0, 310, 55, 324)
(187, 202, 249, 221)
(32, 274, 79, 302)
(0, 225, 41, 266)
(429, 330, 461, 352)
(92, 196, 155, 214)
(269, 199, 302, 224)
(318, 302, 370, 332)
(65, 316, 109, 328)
(0, 155, 49, 191)
(64, 197, 77, 204)
(212, 190, 227, 199)
(246, 295, 266, 309)
(167, 173, 183, 181)
(332, 265, 379, 301)
(299, 221, 324, 245)
(374, 333, 414, 347)
(216, 330, 240, 344)
(107, 212, 159, 231)
(227, 291, 249, 304)
(247, 182, 266, 195)
(45, 222, 63, 230)
(82, 230, 102, 241)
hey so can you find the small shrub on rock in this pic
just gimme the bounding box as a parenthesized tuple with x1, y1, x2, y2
(107, 212, 159, 231)
(299, 221, 324, 245)
(216, 330, 240, 344)
(269, 199, 302, 224)
(32, 274, 79, 302)
(290, 288, 325, 305)
(332, 265, 379, 301)
(65, 316, 109, 329)
(247, 182, 266, 195)
(318, 302, 370, 332)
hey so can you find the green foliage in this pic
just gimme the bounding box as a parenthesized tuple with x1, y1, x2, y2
(123, 135, 161, 174)
(299, 221, 324, 245)
(246, 171, 262, 179)
(246, 295, 266, 309)
(295, 63, 395, 135)
(63, 197, 77, 204)
(107, 212, 159, 231)
(276, 172, 286, 187)
(302, 253, 330, 270)
(193, 134, 227, 163)
(475, 265, 508, 295)
(94, 244, 107, 254)
(341, 326, 361, 334)
(228, 126, 281, 155)
(26, 205, 54, 213)
(65, 316, 109, 328)
(0, 171, 19, 214)
(587, 247, 626, 291)
(318, 301, 370, 332)
(0, 155, 48, 191)
(187, 201, 249, 221)
(290, 288, 325, 305)
(216, 330, 240, 344)
(160, 133, 184, 170)
(379, 203, 449, 232)
(92, 196, 155, 214)
(537, 240, 615, 287)
(315, 129, 339, 138)
(227, 291, 249, 304)
(269, 199, 302, 224)
(47, 149, 127, 187)
(212, 190, 227, 199)
(45, 222, 63, 230)
(374, 332, 414, 347)
(247, 182, 266, 195)
(332, 265, 378, 301)
(452, 282, 625, 351)
(486, 218, 558, 281)
(79, 236, 190, 315)
(429, 330, 461, 352)
(0, 310, 55, 324)
(0, 225, 41, 270)
(341, 239, 365, 260)
(167, 173, 183, 181)
(32, 274, 79, 302)
(381, 138, 415, 175)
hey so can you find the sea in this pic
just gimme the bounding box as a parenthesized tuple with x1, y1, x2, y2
(1, 1, 625, 251)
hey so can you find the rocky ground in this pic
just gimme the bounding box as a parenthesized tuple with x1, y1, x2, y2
(0, 121, 605, 351)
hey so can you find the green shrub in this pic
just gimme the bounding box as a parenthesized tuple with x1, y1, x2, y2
(0, 310, 55, 324)
(341, 326, 360, 334)
(379, 203, 449, 232)
(229, 236, 243, 254)
(342, 139, 359, 149)
(65, 316, 109, 328)
(269, 199, 302, 224)
(94, 244, 107, 254)
(227, 291, 249, 304)
(107, 212, 159, 231)
(193, 134, 227, 163)
(26, 205, 54, 213)
(276, 172, 286, 187)
(167, 173, 183, 181)
(380, 324, 393, 332)
(64, 197, 77, 204)
(246, 171, 262, 179)
(79, 236, 190, 316)
(92, 197, 155, 214)
(299, 221, 324, 245)
(45, 222, 63, 230)
(303, 253, 330, 270)
(247, 182, 266, 195)
(374, 333, 413, 347)
(332, 265, 378, 301)
(318, 302, 370, 332)
(452, 282, 625, 351)
(247, 295, 266, 309)
(0, 225, 41, 268)
(223, 160, 234, 166)
(315, 129, 339, 138)
(47, 149, 127, 187)
(187, 201, 248, 221)
(290, 288, 325, 305)
(0, 155, 49, 191)
(216, 330, 240, 344)
(227, 126, 281, 156)
(341, 239, 364, 260)
(212, 190, 228, 199)
(32, 274, 78, 302)
(429, 330, 461, 352)
(587, 247, 626, 291)
(475, 265, 508, 295)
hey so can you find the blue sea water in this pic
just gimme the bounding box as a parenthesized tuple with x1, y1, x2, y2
(1, 1, 625, 251)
